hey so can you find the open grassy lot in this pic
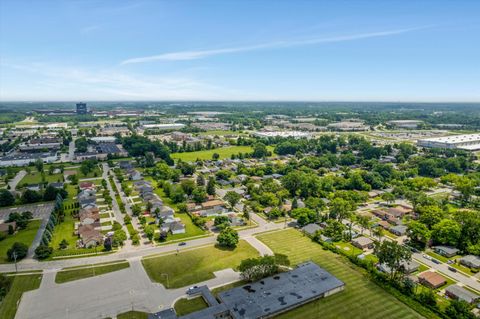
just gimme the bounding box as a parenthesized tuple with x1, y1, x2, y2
(0, 219, 41, 263)
(256, 229, 424, 319)
(0, 274, 42, 319)
(174, 297, 208, 316)
(171, 146, 254, 161)
(19, 171, 64, 186)
(55, 260, 130, 283)
(49, 211, 77, 251)
(142, 240, 259, 288)
(117, 311, 148, 319)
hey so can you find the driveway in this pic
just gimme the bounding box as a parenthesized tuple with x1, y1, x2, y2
(16, 259, 240, 319)
(8, 169, 26, 191)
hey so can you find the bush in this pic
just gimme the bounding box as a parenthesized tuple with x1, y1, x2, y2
(35, 245, 53, 259)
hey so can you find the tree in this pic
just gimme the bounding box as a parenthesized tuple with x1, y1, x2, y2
(196, 174, 205, 186)
(112, 230, 127, 247)
(131, 204, 141, 217)
(357, 215, 370, 235)
(445, 299, 475, 319)
(224, 191, 241, 209)
(180, 179, 196, 196)
(7, 242, 28, 261)
(374, 240, 412, 280)
(239, 256, 279, 282)
(252, 143, 269, 158)
(0, 189, 15, 207)
(212, 153, 220, 160)
(34, 158, 44, 172)
(144, 225, 155, 242)
(322, 220, 345, 241)
(381, 192, 396, 204)
(290, 207, 317, 227)
(21, 189, 42, 204)
(35, 245, 53, 259)
(68, 174, 78, 185)
(206, 177, 216, 195)
(431, 219, 461, 246)
(59, 239, 69, 250)
(214, 215, 230, 230)
(145, 152, 155, 167)
(217, 227, 239, 248)
(104, 237, 112, 251)
(407, 221, 430, 247)
(417, 289, 437, 308)
(192, 187, 207, 203)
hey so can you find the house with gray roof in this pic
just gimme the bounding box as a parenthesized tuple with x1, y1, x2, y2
(445, 285, 479, 304)
(433, 246, 459, 258)
(302, 223, 322, 236)
(459, 255, 480, 269)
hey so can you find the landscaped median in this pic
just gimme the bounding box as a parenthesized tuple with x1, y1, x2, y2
(54, 260, 130, 283)
(141, 240, 259, 288)
(0, 273, 43, 319)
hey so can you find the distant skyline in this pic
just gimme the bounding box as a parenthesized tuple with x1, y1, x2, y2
(1, 1, 479, 102)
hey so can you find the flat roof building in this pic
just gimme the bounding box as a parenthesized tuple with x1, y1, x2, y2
(76, 102, 88, 115)
(417, 133, 480, 151)
(149, 262, 345, 319)
(386, 120, 424, 129)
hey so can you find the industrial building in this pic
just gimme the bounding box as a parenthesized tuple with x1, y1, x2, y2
(417, 133, 480, 151)
(386, 120, 424, 129)
(149, 262, 345, 319)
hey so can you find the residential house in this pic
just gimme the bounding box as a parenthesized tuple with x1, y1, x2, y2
(302, 223, 322, 237)
(79, 181, 96, 191)
(459, 255, 480, 269)
(445, 285, 479, 304)
(433, 246, 459, 258)
(352, 236, 374, 250)
(77, 224, 103, 248)
(389, 225, 408, 236)
(79, 207, 100, 225)
(418, 271, 446, 289)
(377, 260, 420, 275)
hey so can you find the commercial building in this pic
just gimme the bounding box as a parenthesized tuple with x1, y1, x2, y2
(386, 120, 424, 129)
(141, 123, 185, 130)
(0, 152, 58, 167)
(253, 131, 311, 138)
(149, 262, 345, 319)
(76, 102, 89, 115)
(417, 133, 480, 151)
(327, 121, 369, 131)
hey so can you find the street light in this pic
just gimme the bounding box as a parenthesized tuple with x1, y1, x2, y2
(13, 251, 18, 273)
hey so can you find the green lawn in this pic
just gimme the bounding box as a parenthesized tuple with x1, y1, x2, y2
(0, 274, 42, 319)
(55, 261, 130, 283)
(174, 297, 208, 316)
(19, 171, 63, 186)
(49, 211, 77, 251)
(117, 311, 148, 319)
(257, 229, 424, 319)
(171, 146, 254, 161)
(0, 219, 41, 263)
(142, 240, 259, 288)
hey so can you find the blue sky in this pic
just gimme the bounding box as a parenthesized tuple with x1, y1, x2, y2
(1, 0, 479, 102)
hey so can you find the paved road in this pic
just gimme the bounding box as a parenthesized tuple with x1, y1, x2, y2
(15, 258, 241, 319)
(346, 219, 480, 291)
(0, 211, 284, 273)
(8, 169, 26, 191)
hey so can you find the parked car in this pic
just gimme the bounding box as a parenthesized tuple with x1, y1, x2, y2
(431, 259, 440, 264)
(448, 266, 457, 272)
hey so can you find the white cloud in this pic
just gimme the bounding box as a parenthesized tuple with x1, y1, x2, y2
(121, 26, 430, 64)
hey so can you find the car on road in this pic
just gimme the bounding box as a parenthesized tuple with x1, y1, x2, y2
(431, 259, 440, 264)
(448, 266, 457, 272)
(422, 254, 431, 260)
(447, 260, 454, 264)
(178, 242, 187, 246)
(187, 286, 199, 293)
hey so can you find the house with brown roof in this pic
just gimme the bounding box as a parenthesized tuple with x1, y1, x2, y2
(78, 224, 103, 248)
(79, 207, 100, 225)
(352, 236, 374, 250)
(79, 181, 96, 191)
(418, 271, 446, 289)
(201, 200, 225, 210)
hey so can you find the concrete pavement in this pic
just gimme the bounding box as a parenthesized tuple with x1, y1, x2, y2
(8, 169, 26, 191)
(16, 258, 241, 319)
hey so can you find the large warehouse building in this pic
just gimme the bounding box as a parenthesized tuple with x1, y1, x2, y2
(417, 133, 480, 151)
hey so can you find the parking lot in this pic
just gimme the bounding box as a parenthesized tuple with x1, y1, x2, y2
(0, 202, 55, 221)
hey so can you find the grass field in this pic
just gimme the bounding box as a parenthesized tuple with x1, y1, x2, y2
(55, 261, 130, 283)
(171, 146, 254, 161)
(0, 274, 42, 319)
(49, 211, 78, 251)
(19, 171, 63, 186)
(174, 297, 208, 316)
(142, 240, 259, 288)
(117, 311, 148, 319)
(257, 229, 424, 319)
(0, 219, 41, 263)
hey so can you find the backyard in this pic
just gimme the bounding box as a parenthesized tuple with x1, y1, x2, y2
(0, 219, 41, 263)
(256, 229, 425, 319)
(141, 240, 259, 288)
